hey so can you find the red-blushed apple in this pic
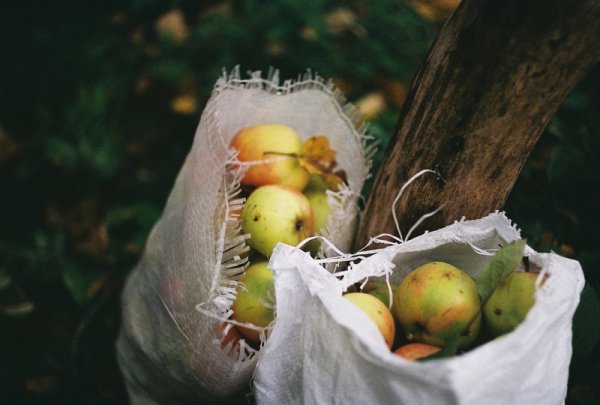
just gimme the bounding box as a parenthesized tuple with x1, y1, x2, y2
(393, 342, 442, 361)
(483, 271, 548, 336)
(232, 261, 275, 343)
(219, 323, 242, 356)
(230, 123, 309, 190)
(393, 262, 481, 349)
(343, 292, 396, 349)
(241, 184, 314, 257)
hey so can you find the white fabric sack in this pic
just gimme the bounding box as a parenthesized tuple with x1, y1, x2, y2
(255, 212, 585, 405)
(116, 68, 372, 403)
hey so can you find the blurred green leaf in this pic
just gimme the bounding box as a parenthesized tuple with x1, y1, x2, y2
(572, 284, 600, 360)
(547, 145, 586, 186)
(149, 60, 191, 84)
(105, 202, 161, 230)
(562, 91, 589, 112)
(476, 240, 527, 303)
(61, 264, 105, 305)
(418, 333, 461, 361)
(43, 137, 78, 167)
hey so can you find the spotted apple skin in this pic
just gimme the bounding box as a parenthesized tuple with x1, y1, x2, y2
(241, 185, 314, 257)
(483, 271, 542, 336)
(393, 261, 481, 349)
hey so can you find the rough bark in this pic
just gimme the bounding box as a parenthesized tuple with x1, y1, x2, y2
(354, 0, 600, 249)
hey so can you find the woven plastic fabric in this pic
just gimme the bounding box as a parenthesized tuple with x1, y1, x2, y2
(255, 212, 584, 405)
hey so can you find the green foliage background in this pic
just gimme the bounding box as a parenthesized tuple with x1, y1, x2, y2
(1, 1, 598, 403)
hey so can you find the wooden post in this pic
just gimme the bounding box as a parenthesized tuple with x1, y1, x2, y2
(354, 0, 600, 249)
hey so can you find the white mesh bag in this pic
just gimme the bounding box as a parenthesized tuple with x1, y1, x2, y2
(254, 212, 584, 404)
(116, 68, 373, 403)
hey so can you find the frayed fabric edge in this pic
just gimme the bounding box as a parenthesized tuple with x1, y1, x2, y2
(215, 66, 376, 177)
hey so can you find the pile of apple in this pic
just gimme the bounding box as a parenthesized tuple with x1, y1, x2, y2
(345, 259, 546, 361)
(223, 123, 340, 348)
(220, 123, 544, 362)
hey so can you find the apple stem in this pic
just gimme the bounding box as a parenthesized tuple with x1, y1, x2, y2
(263, 151, 299, 158)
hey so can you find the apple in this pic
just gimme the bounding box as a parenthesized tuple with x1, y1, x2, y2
(305, 190, 330, 233)
(304, 173, 329, 192)
(362, 280, 398, 308)
(393, 343, 441, 361)
(219, 323, 242, 356)
(304, 190, 331, 254)
(232, 261, 275, 343)
(241, 184, 314, 257)
(343, 292, 396, 349)
(230, 123, 309, 190)
(483, 271, 546, 336)
(393, 262, 481, 349)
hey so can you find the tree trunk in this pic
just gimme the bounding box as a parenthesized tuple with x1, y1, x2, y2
(354, 0, 600, 249)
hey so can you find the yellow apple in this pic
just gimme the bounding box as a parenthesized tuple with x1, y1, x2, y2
(231, 261, 275, 343)
(393, 343, 442, 361)
(344, 292, 396, 349)
(230, 123, 309, 190)
(241, 184, 314, 257)
(483, 271, 546, 336)
(393, 262, 481, 349)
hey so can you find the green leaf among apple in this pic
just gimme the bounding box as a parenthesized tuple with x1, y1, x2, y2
(476, 239, 528, 303)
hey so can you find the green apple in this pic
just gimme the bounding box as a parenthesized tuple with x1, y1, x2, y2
(362, 280, 398, 308)
(230, 123, 309, 190)
(232, 261, 275, 342)
(393, 262, 481, 349)
(483, 271, 545, 336)
(304, 190, 331, 254)
(241, 184, 314, 257)
(344, 292, 396, 348)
